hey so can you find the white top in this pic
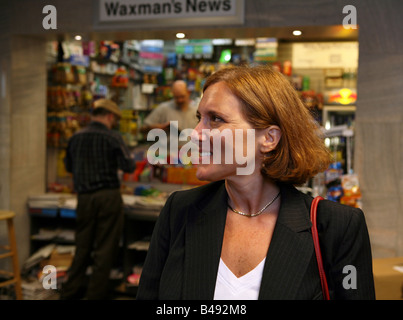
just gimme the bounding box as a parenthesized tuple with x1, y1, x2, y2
(213, 258, 266, 300)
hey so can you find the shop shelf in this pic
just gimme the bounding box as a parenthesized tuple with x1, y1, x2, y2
(28, 208, 58, 217)
(60, 208, 76, 219)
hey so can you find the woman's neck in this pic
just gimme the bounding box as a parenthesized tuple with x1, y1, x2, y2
(225, 176, 280, 216)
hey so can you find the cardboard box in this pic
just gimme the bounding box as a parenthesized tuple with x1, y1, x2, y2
(373, 257, 403, 300)
(40, 248, 74, 270)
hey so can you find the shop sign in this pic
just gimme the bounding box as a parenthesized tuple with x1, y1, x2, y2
(69, 54, 90, 67)
(96, 0, 244, 27)
(235, 38, 255, 46)
(175, 39, 213, 59)
(253, 38, 278, 62)
(325, 88, 357, 105)
(292, 42, 358, 69)
(139, 40, 164, 74)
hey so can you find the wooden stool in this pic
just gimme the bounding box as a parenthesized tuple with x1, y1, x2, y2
(0, 210, 23, 299)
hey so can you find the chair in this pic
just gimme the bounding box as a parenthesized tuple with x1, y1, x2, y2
(0, 210, 23, 299)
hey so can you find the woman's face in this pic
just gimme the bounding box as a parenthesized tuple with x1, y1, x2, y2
(192, 82, 262, 181)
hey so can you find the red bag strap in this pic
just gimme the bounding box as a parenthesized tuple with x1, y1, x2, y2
(310, 196, 330, 300)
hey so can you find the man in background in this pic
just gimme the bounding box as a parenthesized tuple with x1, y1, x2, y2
(141, 80, 199, 133)
(61, 98, 135, 300)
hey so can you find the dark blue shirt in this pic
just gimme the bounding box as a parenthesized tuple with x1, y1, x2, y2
(64, 121, 135, 193)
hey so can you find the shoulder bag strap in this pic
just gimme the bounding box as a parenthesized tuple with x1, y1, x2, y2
(310, 196, 330, 300)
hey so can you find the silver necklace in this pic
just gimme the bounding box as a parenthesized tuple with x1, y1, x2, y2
(228, 191, 281, 217)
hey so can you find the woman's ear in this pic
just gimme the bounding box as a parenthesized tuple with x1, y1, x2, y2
(259, 125, 281, 153)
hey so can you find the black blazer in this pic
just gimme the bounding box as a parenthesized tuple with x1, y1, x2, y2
(137, 180, 375, 300)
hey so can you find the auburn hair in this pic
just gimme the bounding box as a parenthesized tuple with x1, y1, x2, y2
(203, 65, 331, 185)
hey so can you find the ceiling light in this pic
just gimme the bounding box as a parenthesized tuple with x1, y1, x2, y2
(293, 30, 302, 36)
(176, 33, 185, 39)
(74, 35, 82, 41)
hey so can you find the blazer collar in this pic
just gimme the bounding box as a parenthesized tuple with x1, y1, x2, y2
(258, 183, 314, 299)
(276, 183, 312, 232)
(183, 181, 228, 299)
(183, 181, 314, 300)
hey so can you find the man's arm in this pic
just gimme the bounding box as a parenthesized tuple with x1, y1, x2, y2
(114, 134, 136, 173)
(140, 121, 170, 133)
(141, 104, 170, 133)
(64, 140, 73, 173)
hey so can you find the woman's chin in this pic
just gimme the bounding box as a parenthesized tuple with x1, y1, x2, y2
(195, 171, 209, 182)
(196, 166, 229, 183)
(195, 167, 214, 182)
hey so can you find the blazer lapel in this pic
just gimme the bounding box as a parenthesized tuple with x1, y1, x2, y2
(258, 184, 314, 299)
(183, 182, 228, 299)
(182, 181, 313, 300)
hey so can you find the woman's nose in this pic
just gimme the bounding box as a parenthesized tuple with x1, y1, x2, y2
(191, 121, 208, 144)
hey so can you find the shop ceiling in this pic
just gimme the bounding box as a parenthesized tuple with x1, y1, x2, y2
(55, 25, 358, 42)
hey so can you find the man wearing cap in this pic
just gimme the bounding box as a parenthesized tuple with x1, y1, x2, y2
(61, 98, 135, 300)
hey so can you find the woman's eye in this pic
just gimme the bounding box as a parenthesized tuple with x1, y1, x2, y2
(212, 115, 224, 122)
(195, 113, 224, 125)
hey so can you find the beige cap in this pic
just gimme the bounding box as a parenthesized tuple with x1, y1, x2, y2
(93, 99, 122, 119)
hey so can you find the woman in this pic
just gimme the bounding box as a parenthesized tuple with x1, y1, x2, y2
(137, 65, 375, 300)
